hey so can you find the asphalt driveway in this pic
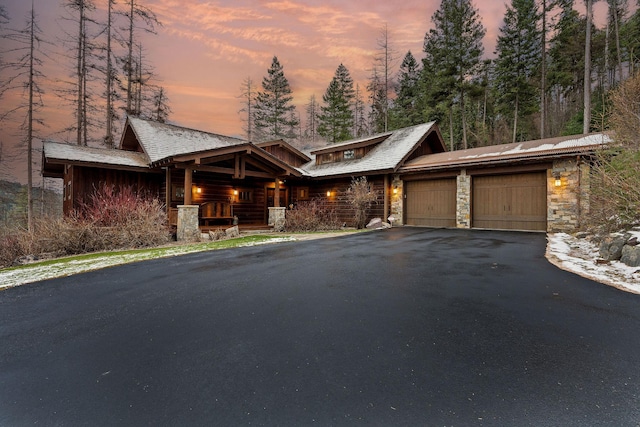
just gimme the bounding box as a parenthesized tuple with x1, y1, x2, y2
(1, 228, 640, 426)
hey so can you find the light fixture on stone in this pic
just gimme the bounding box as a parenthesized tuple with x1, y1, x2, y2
(553, 173, 562, 187)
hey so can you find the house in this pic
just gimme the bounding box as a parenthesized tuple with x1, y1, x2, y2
(42, 117, 609, 239)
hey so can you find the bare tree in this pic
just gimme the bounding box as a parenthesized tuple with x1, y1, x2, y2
(584, 0, 594, 134)
(2, 1, 48, 230)
(373, 23, 397, 132)
(121, 0, 160, 116)
(238, 76, 255, 142)
(304, 94, 319, 143)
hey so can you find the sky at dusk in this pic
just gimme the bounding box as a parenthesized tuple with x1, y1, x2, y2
(0, 0, 613, 184)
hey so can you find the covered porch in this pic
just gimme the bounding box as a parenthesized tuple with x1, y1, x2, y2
(159, 144, 303, 239)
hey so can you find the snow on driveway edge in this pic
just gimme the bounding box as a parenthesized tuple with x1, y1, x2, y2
(546, 233, 640, 294)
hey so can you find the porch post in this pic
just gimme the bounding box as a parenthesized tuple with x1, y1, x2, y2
(184, 167, 192, 205)
(384, 174, 390, 222)
(165, 167, 171, 214)
(274, 178, 280, 208)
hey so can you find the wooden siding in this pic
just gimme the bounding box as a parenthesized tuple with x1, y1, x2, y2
(472, 172, 547, 231)
(64, 165, 162, 214)
(260, 145, 307, 167)
(405, 179, 457, 227)
(303, 177, 387, 227)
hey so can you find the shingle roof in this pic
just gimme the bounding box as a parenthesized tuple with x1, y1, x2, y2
(126, 117, 247, 164)
(401, 133, 611, 172)
(43, 141, 150, 169)
(301, 122, 437, 178)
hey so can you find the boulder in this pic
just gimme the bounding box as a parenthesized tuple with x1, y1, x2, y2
(225, 225, 240, 238)
(621, 245, 640, 267)
(366, 218, 383, 229)
(599, 235, 627, 261)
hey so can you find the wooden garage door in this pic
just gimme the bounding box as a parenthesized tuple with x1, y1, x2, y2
(405, 179, 457, 227)
(472, 172, 547, 231)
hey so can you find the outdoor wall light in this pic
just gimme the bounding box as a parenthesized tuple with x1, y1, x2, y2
(233, 189, 238, 196)
(326, 190, 332, 197)
(196, 187, 202, 194)
(553, 173, 562, 187)
(393, 186, 398, 195)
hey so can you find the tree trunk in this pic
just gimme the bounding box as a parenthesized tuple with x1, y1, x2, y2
(27, 0, 35, 232)
(583, 0, 592, 135)
(540, 0, 547, 138)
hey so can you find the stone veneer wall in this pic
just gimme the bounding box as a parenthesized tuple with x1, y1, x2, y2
(390, 175, 404, 225)
(177, 205, 200, 242)
(547, 158, 585, 232)
(456, 170, 471, 228)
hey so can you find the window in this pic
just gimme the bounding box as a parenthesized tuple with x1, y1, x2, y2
(237, 189, 253, 203)
(297, 187, 309, 200)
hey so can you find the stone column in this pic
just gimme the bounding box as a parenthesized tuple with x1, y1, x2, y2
(390, 175, 404, 225)
(268, 206, 286, 227)
(456, 170, 471, 228)
(177, 205, 200, 242)
(548, 159, 581, 233)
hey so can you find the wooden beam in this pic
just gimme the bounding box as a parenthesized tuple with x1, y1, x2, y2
(384, 174, 389, 221)
(184, 167, 192, 205)
(274, 178, 280, 208)
(234, 154, 240, 179)
(175, 164, 275, 179)
(165, 168, 171, 214)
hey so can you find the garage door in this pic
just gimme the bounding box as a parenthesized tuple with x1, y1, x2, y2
(405, 179, 457, 227)
(472, 172, 547, 231)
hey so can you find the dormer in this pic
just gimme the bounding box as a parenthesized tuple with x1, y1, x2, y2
(311, 134, 391, 165)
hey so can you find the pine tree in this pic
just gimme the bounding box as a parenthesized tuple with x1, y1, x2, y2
(353, 84, 368, 137)
(253, 56, 299, 141)
(149, 86, 170, 123)
(318, 63, 355, 143)
(367, 67, 387, 134)
(389, 51, 422, 129)
(422, 0, 486, 149)
(495, 0, 541, 143)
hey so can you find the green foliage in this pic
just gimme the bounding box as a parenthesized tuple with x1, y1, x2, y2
(253, 56, 299, 141)
(346, 176, 378, 229)
(494, 0, 541, 142)
(318, 64, 355, 143)
(389, 51, 422, 130)
(421, 0, 486, 149)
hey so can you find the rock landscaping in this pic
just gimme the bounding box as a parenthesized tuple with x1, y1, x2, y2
(599, 228, 640, 267)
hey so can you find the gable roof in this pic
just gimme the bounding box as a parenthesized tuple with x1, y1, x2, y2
(401, 133, 611, 173)
(121, 117, 248, 165)
(256, 139, 311, 163)
(301, 122, 440, 178)
(42, 141, 152, 178)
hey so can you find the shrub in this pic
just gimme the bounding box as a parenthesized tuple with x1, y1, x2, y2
(589, 72, 640, 231)
(346, 176, 378, 229)
(284, 198, 342, 232)
(0, 185, 170, 268)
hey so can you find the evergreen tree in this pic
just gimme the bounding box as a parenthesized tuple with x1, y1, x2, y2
(389, 50, 422, 129)
(253, 56, 299, 141)
(495, 0, 541, 143)
(353, 84, 368, 137)
(367, 67, 387, 134)
(621, 0, 640, 75)
(422, 0, 486, 149)
(317, 63, 355, 143)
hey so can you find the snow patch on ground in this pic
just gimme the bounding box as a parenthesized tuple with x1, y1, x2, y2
(0, 236, 297, 291)
(546, 233, 640, 294)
